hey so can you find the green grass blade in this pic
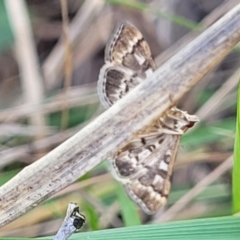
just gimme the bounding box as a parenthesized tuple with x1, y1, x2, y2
(3, 216, 240, 240)
(233, 79, 240, 214)
(0, 169, 20, 186)
(35, 216, 240, 240)
(0, 1, 14, 51)
(66, 216, 240, 240)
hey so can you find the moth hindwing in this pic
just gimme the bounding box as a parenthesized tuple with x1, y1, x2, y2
(98, 22, 199, 214)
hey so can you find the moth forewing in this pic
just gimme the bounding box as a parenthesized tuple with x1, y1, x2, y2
(110, 107, 198, 214)
(98, 22, 157, 109)
(125, 135, 180, 214)
(97, 22, 199, 214)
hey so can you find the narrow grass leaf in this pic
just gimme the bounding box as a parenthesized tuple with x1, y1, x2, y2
(5, 216, 240, 240)
(72, 216, 239, 240)
(233, 79, 240, 214)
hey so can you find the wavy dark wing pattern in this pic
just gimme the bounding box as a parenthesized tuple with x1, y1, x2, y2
(125, 134, 180, 214)
(97, 22, 199, 214)
(109, 108, 198, 214)
(98, 23, 156, 109)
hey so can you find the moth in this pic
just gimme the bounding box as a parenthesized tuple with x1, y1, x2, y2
(98, 22, 199, 214)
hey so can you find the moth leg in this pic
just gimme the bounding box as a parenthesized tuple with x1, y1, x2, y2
(137, 129, 182, 138)
(168, 93, 177, 109)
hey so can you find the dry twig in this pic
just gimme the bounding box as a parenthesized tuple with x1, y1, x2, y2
(53, 202, 85, 240)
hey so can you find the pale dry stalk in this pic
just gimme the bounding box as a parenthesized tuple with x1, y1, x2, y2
(5, 0, 46, 138)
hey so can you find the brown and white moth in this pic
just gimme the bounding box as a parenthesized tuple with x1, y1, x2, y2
(97, 22, 199, 214)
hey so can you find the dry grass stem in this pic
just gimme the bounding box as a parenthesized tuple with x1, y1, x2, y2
(53, 173, 111, 198)
(196, 68, 240, 120)
(60, 0, 72, 130)
(73, 10, 113, 68)
(0, 103, 102, 168)
(0, 124, 56, 137)
(156, 0, 239, 66)
(0, 125, 84, 168)
(177, 151, 231, 165)
(5, 0, 46, 138)
(0, 90, 98, 122)
(43, 0, 105, 91)
(0, 219, 61, 237)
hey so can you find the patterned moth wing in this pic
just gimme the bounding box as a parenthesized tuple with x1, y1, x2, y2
(110, 108, 198, 214)
(97, 22, 199, 214)
(111, 107, 198, 180)
(98, 22, 156, 108)
(125, 134, 180, 214)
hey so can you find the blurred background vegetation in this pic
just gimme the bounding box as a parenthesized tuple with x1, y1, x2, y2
(0, 0, 240, 238)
